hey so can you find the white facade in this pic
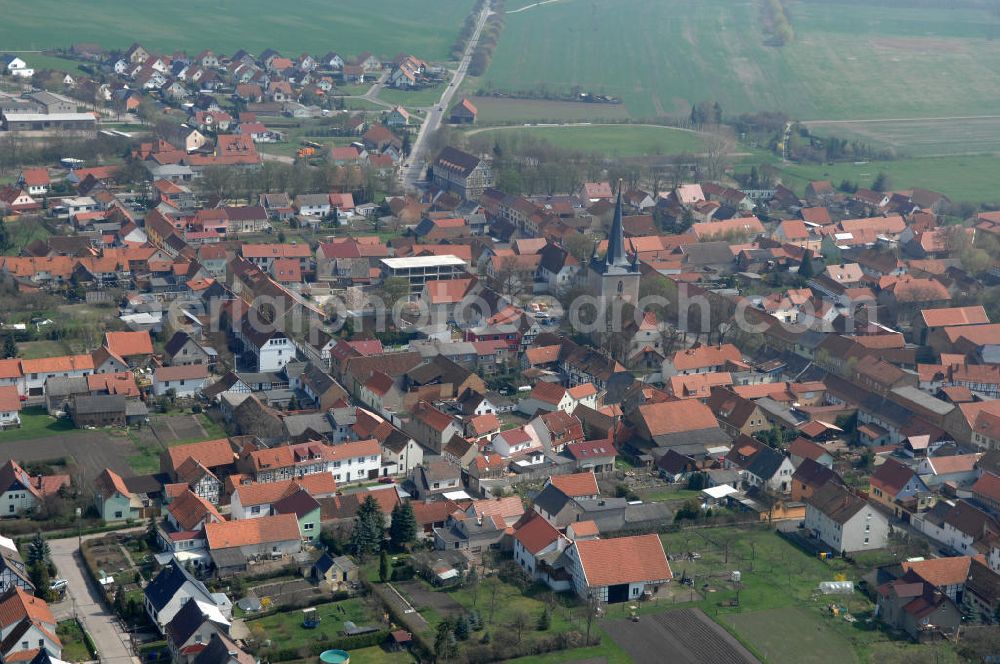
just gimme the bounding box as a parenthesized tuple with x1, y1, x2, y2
(153, 374, 208, 397)
(804, 501, 889, 554)
(0, 408, 20, 428)
(0, 489, 36, 517)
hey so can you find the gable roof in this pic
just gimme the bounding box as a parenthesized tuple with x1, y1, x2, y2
(573, 534, 672, 587)
(901, 555, 982, 589)
(144, 563, 214, 612)
(806, 482, 869, 524)
(204, 513, 300, 549)
(105, 330, 153, 358)
(165, 439, 236, 474)
(548, 471, 599, 498)
(513, 514, 562, 555)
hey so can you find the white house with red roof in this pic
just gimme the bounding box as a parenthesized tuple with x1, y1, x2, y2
(17, 168, 50, 196)
(517, 381, 598, 417)
(513, 514, 570, 588)
(0, 386, 21, 429)
(491, 426, 542, 458)
(0, 585, 61, 661)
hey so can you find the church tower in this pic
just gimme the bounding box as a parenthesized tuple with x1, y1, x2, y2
(589, 181, 640, 302)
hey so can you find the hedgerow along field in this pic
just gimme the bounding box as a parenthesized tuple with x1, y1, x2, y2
(0, 0, 474, 60)
(485, 0, 1000, 123)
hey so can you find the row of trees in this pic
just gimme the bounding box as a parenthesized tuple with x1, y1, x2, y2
(469, 2, 506, 77)
(763, 0, 795, 46)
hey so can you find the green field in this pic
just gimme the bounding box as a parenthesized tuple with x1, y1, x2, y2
(805, 117, 1000, 158)
(0, 0, 474, 60)
(0, 407, 80, 444)
(724, 608, 859, 664)
(470, 96, 631, 123)
(467, 124, 707, 156)
(761, 154, 1000, 205)
(487, 0, 1000, 124)
(378, 84, 446, 108)
(13, 52, 90, 76)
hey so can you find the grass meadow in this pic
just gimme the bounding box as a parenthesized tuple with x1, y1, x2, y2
(0, 0, 474, 60)
(486, 0, 1000, 122)
(466, 124, 707, 156)
(755, 154, 1000, 205)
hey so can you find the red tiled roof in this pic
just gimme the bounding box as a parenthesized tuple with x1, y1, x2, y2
(20, 354, 94, 374)
(168, 489, 223, 531)
(514, 513, 562, 554)
(105, 330, 153, 358)
(0, 586, 55, 628)
(0, 386, 20, 413)
(205, 513, 300, 549)
(973, 472, 1000, 503)
(165, 438, 236, 473)
(637, 399, 719, 436)
(574, 534, 672, 587)
(548, 471, 598, 497)
(901, 555, 983, 588)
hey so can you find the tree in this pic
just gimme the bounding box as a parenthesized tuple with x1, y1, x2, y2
(454, 613, 471, 641)
(0, 219, 9, 254)
(564, 233, 596, 263)
(376, 276, 411, 312)
(2, 336, 16, 359)
(389, 501, 418, 551)
(872, 172, 891, 192)
(27, 532, 51, 568)
(509, 610, 530, 643)
(379, 548, 390, 582)
(537, 606, 551, 631)
(798, 249, 815, 279)
(28, 561, 50, 598)
(349, 494, 386, 559)
(434, 619, 458, 661)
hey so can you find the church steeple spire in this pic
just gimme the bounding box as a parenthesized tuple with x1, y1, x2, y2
(605, 179, 629, 269)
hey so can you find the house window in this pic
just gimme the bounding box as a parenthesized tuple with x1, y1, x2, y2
(863, 537, 869, 545)
(304, 522, 314, 530)
(114, 511, 123, 518)
(251, 506, 261, 514)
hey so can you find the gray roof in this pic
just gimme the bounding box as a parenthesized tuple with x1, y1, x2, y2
(890, 386, 954, 417)
(73, 394, 126, 415)
(45, 376, 88, 397)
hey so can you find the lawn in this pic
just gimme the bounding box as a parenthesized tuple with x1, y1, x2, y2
(722, 607, 859, 664)
(484, 0, 1000, 147)
(245, 598, 374, 652)
(16, 339, 71, 359)
(56, 619, 95, 662)
(469, 96, 630, 124)
(282, 646, 416, 664)
(378, 84, 446, 109)
(466, 124, 706, 156)
(15, 52, 90, 76)
(0, 0, 475, 60)
(659, 526, 859, 614)
(0, 407, 80, 444)
(635, 484, 703, 503)
(757, 154, 1000, 205)
(3, 218, 53, 256)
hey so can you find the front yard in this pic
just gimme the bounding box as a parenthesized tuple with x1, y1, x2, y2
(56, 619, 96, 662)
(0, 406, 79, 443)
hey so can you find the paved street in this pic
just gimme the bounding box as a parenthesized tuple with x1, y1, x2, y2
(399, 3, 492, 192)
(50, 533, 141, 664)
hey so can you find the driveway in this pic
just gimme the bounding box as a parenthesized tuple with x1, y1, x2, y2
(50, 532, 141, 664)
